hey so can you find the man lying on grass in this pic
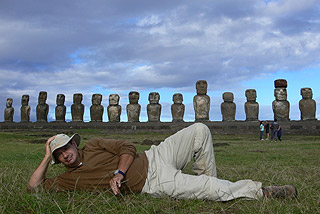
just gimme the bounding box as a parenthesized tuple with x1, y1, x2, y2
(28, 123, 297, 201)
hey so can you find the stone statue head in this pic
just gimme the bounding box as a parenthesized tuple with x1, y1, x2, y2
(73, 93, 83, 104)
(196, 80, 208, 95)
(109, 94, 120, 106)
(92, 94, 102, 105)
(274, 88, 287, 101)
(6, 98, 13, 108)
(301, 88, 313, 99)
(223, 92, 234, 102)
(38, 91, 47, 105)
(173, 93, 183, 104)
(129, 91, 140, 104)
(148, 92, 160, 104)
(245, 89, 257, 101)
(21, 95, 29, 106)
(56, 94, 65, 106)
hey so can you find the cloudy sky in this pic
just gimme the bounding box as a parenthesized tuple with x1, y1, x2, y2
(0, 0, 319, 122)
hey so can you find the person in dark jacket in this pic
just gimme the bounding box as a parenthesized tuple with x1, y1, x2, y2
(277, 126, 282, 141)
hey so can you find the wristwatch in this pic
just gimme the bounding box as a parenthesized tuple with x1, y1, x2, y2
(114, 169, 125, 177)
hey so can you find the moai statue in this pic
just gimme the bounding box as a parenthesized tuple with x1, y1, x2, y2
(90, 94, 104, 122)
(221, 92, 236, 121)
(126, 91, 141, 122)
(171, 93, 185, 122)
(245, 89, 259, 121)
(147, 92, 161, 122)
(36, 91, 49, 122)
(107, 94, 121, 122)
(20, 95, 31, 122)
(193, 80, 210, 121)
(4, 98, 14, 122)
(272, 79, 290, 121)
(299, 88, 316, 120)
(55, 94, 66, 122)
(71, 93, 84, 122)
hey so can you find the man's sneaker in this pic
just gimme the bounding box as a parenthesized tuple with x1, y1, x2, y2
(262, 185, 298, 199)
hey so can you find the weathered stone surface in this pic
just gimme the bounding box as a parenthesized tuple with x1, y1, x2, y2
(36, 91, 49, 122)
(274, 79, 287, 88)
(90, 94, 104, 122)
(127, 91, 141, 122)
(193, 80, 210, 121)
(272, 86, 290, 121)
(245, 89, 259, 121)
(55, 94, 66, 122)
(171, 93, 185, 122)
(221, 92, 236, 121)
(147, 92, 161, 122)
(71, 93, 84, 122)
(20, 95, 30, 122)
(108, 94, 121, 122)
(4, 98, 14, 122)
(299, 88, 316, 120)
(1, 120, 320, 135)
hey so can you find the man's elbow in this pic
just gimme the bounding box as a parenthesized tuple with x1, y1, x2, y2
(27, 183, 38, 190)
(27, 179, 44, 190)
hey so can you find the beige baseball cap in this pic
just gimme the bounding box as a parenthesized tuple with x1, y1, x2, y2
(50, 133, 80, 164)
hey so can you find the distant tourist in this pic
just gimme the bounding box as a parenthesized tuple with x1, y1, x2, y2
(277, 126, 282, 142)
(259, 121, 265, 140)
(264, 121, 270, 140)
(271, 119, 280, 141)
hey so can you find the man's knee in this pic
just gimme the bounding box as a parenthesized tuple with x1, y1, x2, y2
(194, 123, 210, 134)
(194, 122, 209, 129)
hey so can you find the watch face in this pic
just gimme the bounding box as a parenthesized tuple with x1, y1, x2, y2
(114, 170, 119, 175)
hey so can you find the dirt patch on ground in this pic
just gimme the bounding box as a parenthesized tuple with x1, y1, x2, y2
(27, 134, 53, 138)
(213, 142, 230, 147)
(135, 140, 230, 147)
(249, 150, 267, 153)
(136, 139, 162, 145)
(25, 139, 47, 144)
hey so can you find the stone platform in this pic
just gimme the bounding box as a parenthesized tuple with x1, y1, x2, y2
(1, 120, 319, 135)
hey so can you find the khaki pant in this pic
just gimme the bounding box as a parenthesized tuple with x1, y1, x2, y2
(142, 123, 263, 201)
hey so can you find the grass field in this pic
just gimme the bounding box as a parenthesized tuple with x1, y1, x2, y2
(0, 129, 319, 214)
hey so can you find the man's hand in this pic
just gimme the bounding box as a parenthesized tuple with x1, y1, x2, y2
(45, 136, 55, 158)
(109, 154, 134, 195)
(110, 173, 124, 195)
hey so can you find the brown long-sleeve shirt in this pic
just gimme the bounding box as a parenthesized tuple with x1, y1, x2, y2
(43, 138, 148, 192)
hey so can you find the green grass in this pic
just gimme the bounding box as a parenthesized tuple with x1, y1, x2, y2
(0, 131, 319, 213)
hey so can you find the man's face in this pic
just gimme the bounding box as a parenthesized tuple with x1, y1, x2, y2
(53, 141, 80, 168)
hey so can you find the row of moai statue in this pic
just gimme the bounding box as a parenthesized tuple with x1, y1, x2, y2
(3, 91, 181, 123)
(4, 79, 317, 122)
